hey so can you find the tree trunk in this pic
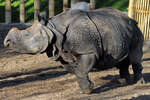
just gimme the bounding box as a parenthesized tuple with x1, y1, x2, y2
(20, 0, 25, 23)
(90, 0, 95, 10)
(5, 0, 11, 23)
(71, 0, 76, 8)
(63, 0, 68, 11)
(128, 0, 135, 18)
(34, 0, 40, 21)
(49, 0, 55, 18)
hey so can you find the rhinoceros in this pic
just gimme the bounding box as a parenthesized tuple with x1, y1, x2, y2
(4, 7, 145, 94)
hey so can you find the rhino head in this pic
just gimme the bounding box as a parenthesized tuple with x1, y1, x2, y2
(4, 10, 73, 57)
(4, 15, 54, 54)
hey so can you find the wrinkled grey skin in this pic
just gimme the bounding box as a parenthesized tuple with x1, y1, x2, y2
(4, 21, 49, 54)
(4, 7, 145, 94)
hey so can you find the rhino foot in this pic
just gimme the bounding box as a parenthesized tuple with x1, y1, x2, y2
(134, 77, 145, 84)
(78, 82, 94, 94)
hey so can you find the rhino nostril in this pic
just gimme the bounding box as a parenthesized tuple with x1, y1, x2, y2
(7, 39, 11, 42)
(4, 39, 11, 47)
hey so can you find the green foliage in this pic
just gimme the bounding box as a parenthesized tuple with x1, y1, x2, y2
(0, 0, 5, 22)
(0, 0, 129, 23)
(55, 0, 63, 15)
(95, 0, 129, 11)
(25, 0, 34, 22)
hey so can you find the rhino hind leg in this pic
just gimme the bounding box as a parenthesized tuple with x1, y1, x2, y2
(74, 53, 97, 94)
(129, 43, 145, 84)
(117, 58, 131, 84)
(132, 63, 145, 84)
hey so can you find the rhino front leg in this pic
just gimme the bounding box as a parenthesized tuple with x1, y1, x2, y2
(129, 43, 145, 84)
(59, 57, 76, 73)
(74, 54, 97, 94)
(62, 64, 76, 73)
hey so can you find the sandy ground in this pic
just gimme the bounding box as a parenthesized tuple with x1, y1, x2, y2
(0, 46, 150, 100)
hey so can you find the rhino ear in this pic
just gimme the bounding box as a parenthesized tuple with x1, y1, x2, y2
(37, 12, 47, 25)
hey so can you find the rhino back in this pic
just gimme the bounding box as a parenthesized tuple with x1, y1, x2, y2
(63, 11, 103, 58)
(51, 8, 143, 63)
(87, 9, 139, 61)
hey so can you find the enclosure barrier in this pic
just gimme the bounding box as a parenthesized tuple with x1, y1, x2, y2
(128, 0, 150, 40)
(4, 0, 95, 23)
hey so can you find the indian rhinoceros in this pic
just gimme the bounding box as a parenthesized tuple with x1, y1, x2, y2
(4, 7, 145, 94)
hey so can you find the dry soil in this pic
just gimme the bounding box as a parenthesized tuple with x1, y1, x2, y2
(0, 47, 150, 100)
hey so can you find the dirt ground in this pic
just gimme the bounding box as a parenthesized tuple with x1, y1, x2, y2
(0, 46, 150, 100)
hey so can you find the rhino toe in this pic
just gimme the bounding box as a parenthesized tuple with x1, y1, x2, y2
(78, 82, 94, 94)
(135, 77, 145, 84)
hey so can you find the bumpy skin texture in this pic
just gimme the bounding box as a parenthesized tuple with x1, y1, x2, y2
(4, 8, 145, 94)
(48, 8, 144, 93)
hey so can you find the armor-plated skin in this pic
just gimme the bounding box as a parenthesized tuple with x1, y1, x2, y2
(4, 8, 145, 94)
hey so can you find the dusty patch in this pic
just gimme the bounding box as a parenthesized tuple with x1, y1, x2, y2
(0, 47, 150, 100)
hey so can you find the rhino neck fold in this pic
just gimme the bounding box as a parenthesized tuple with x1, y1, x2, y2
(46, 20, 70, 52)
(85, 12, 104, 60)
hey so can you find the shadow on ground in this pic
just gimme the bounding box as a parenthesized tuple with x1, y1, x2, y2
(128, 95, 150, 100)
(92, 75, 126, 94)
(0, 66, 67, 89)
(93, 72, 150, 94)
(0, 48, 22, 58)
(1, 65, 150, 96)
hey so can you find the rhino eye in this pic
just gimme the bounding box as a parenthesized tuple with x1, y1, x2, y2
(25, 34, 29, 37)
(40, 30, 44, 36)
(24, 30, 30, 37)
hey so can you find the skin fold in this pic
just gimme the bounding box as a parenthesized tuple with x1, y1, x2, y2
(4, 7, 145, 94)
